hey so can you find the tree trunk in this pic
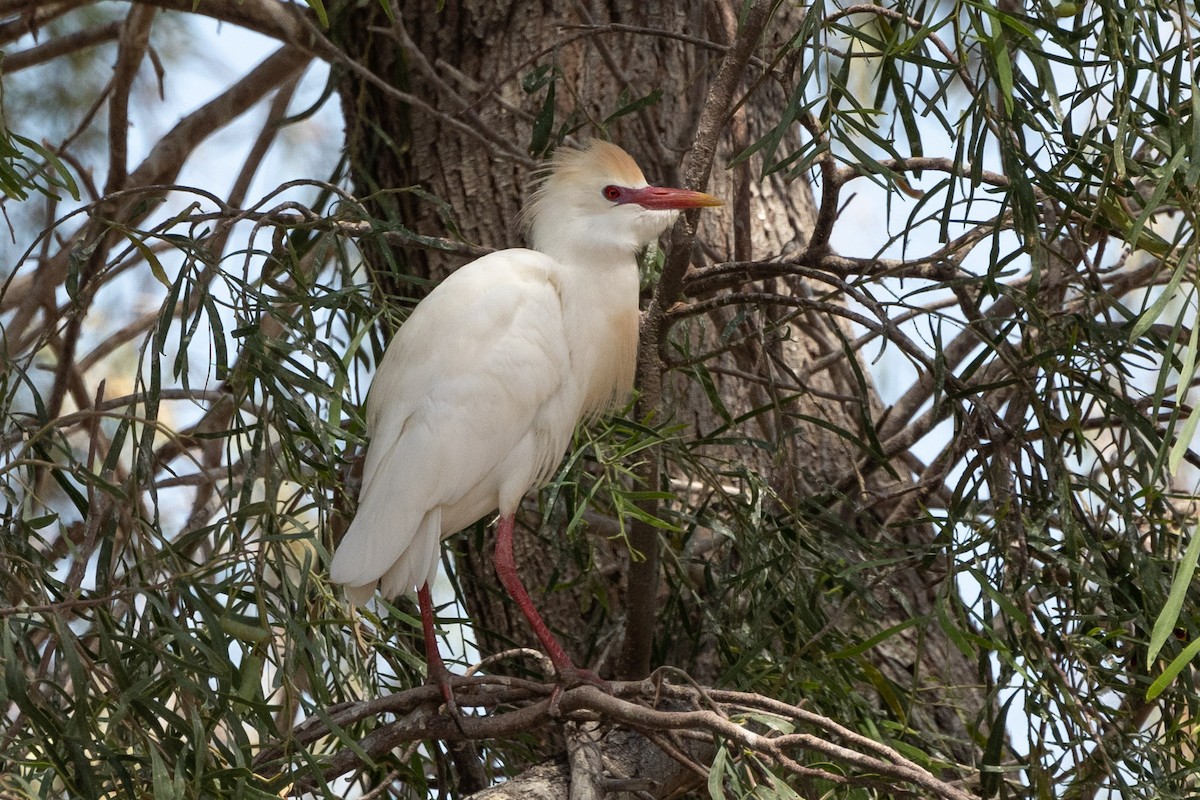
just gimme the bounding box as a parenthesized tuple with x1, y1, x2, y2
(331, 0, 985, 784)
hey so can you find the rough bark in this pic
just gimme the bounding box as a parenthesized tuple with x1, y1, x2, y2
(330, 0, 986, 788)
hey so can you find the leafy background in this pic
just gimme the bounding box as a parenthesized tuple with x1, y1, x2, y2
(2, 0, 1199, 797)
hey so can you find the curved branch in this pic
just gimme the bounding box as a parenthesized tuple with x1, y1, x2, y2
(667, 289, 972, 401)
(135, 0, 321, 51)
(652, 0, 774, 313)
(259, 675, 974, 800)
(0, 0, 91, 46)
(833, 156, 1026, 197)
(125, 45, 311, 190)
(44, 4, 159, 442)
(3, 21, 122, 70)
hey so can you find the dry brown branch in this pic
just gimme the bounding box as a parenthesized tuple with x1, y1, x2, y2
(115, 0, 321, 51)
(15, 42, 310, 432)
(619, 0, 777, 682)
(0, 0, 90, 46)
(124, 46, 311, 191)
(3, 20, 122, 70)
(259, 674, 974, 800)
(104, 6, 156, 196)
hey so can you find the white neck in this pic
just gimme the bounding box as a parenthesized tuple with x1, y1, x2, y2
(543, 243, 642, 420)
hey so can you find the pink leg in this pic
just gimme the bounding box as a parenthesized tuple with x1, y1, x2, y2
(418, 582, 459, 717)
(493, 513, 606, 688)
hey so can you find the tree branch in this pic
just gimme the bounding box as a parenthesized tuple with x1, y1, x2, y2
(619, 0, 777, 683)
(0, 0, 90, 46)
(45, 4, 158, 436)
(128, 0, 321, 51)
(3, 20, 122, 70)
(260, 674, 974, 800)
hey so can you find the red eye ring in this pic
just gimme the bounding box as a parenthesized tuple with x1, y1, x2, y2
(602, 185, 622, 202)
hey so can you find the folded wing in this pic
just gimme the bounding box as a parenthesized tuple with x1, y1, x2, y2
(329, 249, 581, 600)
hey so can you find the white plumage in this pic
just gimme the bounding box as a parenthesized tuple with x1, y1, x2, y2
(329, 140, 720, 678)
(334, 249, 591, 602)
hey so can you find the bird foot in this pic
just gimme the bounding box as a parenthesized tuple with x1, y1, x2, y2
(426, 661, 465, 731)
(416, 583, 465, 730)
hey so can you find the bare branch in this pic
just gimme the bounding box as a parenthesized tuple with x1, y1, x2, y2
(104, 5, 156, 196)
(3, 21, 122, 70)
(619, 0, 777, 682)
(125, 46, 311, 191)
(261, 676, 973, 800)
(0, 0, 90, 46)
(125, 0, 321, 52)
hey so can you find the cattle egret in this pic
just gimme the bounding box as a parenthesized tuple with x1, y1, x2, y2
(330, 139, 721, 697)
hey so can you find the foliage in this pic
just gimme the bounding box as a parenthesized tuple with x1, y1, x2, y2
(1, 0, 1199, 798)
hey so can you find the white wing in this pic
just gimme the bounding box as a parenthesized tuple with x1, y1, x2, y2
(329, 249, 582, 599)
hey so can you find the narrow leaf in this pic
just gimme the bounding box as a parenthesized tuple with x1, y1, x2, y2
(530, 77, 556, 157)
(303, 0, 329, 27)
(981, 692, 1017, 797)
(709, 745, 729, 800)
(1147, 520, 1200, 665)
(1167, 296, 1200, 476)
(1148, 636, 1200, 700)
(1130, 251, 1192, 341)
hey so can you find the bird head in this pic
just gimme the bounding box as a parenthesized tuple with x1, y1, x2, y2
(523, 140, 722, 263)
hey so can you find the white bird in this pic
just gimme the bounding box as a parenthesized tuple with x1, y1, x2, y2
(330, 139, 721, 691)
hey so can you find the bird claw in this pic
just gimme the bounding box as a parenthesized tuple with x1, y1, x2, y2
(427, 666, 467, 733)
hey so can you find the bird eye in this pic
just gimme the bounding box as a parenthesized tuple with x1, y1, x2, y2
(602, 185, 623, 202)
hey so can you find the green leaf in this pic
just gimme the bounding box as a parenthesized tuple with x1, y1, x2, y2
(219, 614, 270, 644)
(1147, 636, 1200, 701)
(6, 131, 81, 201)
(1128, 144, 1187, 252)
(861, 661, 907, 724)
(237, 653, 264, 701)
(1147, 520, 1200, 665)
(752, 774, 802, 800)
(148, 742, 182, 800)
(529, 76, 556, 157)
(603, 89, 663, 126)
(1188, 87, 1200, 188)
(1129, 247, 1192, 341)
(1168, 399, 1200, 478)
(736, 711, 796, 734)
(708, 745, 730, 800)
(992, 38, 1014, 116)
(302, 0, 329, 27)
(123, 227, 172, 289)
(830, 615, 926, 659)
(24, 513, 58, 530)
(521, 64, 552, 93)
(376, 0, 397, 20)
(981, 692, 1016, 797)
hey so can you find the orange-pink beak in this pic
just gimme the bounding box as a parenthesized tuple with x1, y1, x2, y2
(626, 185, 723, 210)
